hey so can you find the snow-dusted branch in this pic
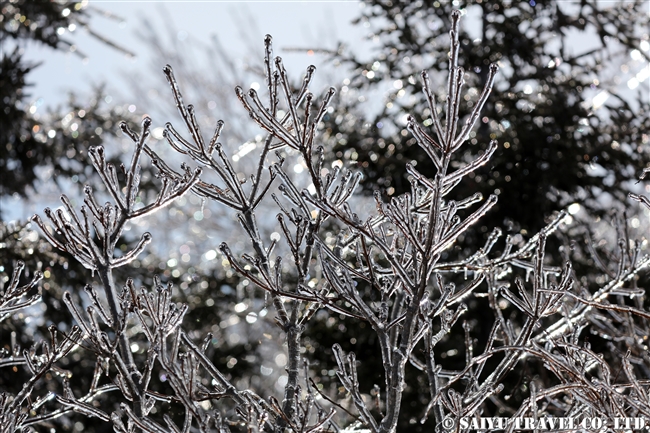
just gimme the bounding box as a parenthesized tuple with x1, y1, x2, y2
(12, 7, 650, 433)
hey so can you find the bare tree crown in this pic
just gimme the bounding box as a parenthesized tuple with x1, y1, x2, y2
(2, 10, 649, 433)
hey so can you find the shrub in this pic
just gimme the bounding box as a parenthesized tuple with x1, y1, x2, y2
(2, 10, 650, 433)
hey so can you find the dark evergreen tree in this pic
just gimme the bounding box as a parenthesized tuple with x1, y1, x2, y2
(325, 0, 650, 235)
(1, 5, 257, 431)
(305, 3, 650, 430)
(0, 0, 136, 199)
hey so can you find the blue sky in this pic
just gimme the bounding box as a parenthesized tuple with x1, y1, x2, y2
(6, 1, 648, 223)
(26, 1, 365, 107)
(24, 1, 649, 116)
